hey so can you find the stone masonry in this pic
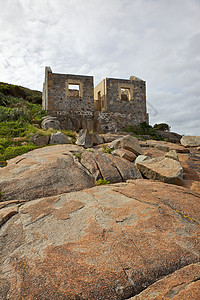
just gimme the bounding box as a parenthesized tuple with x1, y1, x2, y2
(42, 67, 148, 132)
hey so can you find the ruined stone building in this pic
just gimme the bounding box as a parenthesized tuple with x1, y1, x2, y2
(42, 67, 148, 132)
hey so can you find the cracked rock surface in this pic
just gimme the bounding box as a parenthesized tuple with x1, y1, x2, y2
(0, 180, 199, 299)
(131, 262, 200, 299)
(0, 145, 142, 202)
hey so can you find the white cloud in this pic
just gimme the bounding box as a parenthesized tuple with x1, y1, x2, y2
(0, 0, 199, 134)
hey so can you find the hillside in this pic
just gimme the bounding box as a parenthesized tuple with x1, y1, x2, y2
(0, 82, 46, 163)
(0, 82, 42, 105)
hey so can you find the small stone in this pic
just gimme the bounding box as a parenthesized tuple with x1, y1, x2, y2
(164, 150, 179, 161)
(110, 135, 142, 156)
(30, 134, 50, 146)
(76, 129, 93, 148)
(49, 132, 70, 144)
(134, 155, 150, 165)
(112, 148, 137, 162)
(92, 133, 104, 145)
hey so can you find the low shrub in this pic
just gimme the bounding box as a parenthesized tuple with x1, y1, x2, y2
(95, 179, 110, 186)
(125, 122, 163, 140)
(153, 123, 171, 132)
(102, 145, 113, 154)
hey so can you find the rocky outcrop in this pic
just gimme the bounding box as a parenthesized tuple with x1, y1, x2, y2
(0, 145, 143, 202)
(136, 153, 183, 184)
(41, 116, 61, 130)
(156, 130, 182, 143)
(110, 135, 143, 156)
(0, 180, 199, 299)
(100, 133, 128, 143)
(178, 150, 200, 194)
(0, 145, 94, 202)
(49, 131, 71, 144)
(81, 151, 142, 183)
(181, 136, 200, 147)
(147, 140, 189, 153)
(164, 149, 179, 161)
(131, 263, 200, 299)
(134, 155, 150, 165)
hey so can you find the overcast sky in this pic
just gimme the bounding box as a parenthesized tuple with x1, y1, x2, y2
(0, 0, 199, 135)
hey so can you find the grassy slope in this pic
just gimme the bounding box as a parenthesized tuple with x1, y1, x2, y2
(0, 82, 75, 164)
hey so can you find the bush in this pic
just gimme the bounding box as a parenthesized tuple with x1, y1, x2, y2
(95, 179, 110, 186)
(125, 122, 163, 140)
(102, 145, 113, 154)
(0, 82, 42, 104)
(153, 123, 171, 132)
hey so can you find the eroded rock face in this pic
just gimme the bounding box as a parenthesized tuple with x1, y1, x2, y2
(181, 136, 200, 147)
(0, 180, 199, 299)
(0, 145, 143, 202)
(81, 151, 142, 183)
(0, 145, 94, 202)
(131, 263, 200, 299)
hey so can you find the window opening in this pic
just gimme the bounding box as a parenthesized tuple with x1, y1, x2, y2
(68, 84, 80, 91)
(98, 91, 101, 100)
(121, 88, 130, 101)
(68, 83, 80, 97)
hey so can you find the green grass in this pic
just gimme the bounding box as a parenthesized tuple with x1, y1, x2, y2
(95, 179, 110, 186)
(0, 82, 79, 165)
(102, 144, 113, 154)
(0, 143, 38, 161)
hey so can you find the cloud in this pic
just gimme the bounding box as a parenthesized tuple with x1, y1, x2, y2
(0, 0, 199, 134)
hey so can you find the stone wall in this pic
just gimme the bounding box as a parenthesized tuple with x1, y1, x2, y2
(43, 67, 94, 129)
(94, 76, 148, 130)
(42, 67, 148, 132)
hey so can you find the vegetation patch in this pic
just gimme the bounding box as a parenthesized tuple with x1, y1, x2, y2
(102, 144, 113, 154)
(95, 179, 110, 186)
(0, 144, 38, 162)
(125, 122, 163, 140)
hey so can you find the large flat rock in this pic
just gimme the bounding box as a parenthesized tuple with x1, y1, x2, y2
(1, 180, 199, 299)
(0, 145, 94, 202)
(0, 145, 142, 202)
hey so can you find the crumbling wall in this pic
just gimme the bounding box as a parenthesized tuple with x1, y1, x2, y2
(42, 67, 94, 131)
(94, 76, 148, 131)
(43, 68, 148, 132)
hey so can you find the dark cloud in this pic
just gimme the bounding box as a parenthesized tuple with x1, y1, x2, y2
(0, 0, 199, 134)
